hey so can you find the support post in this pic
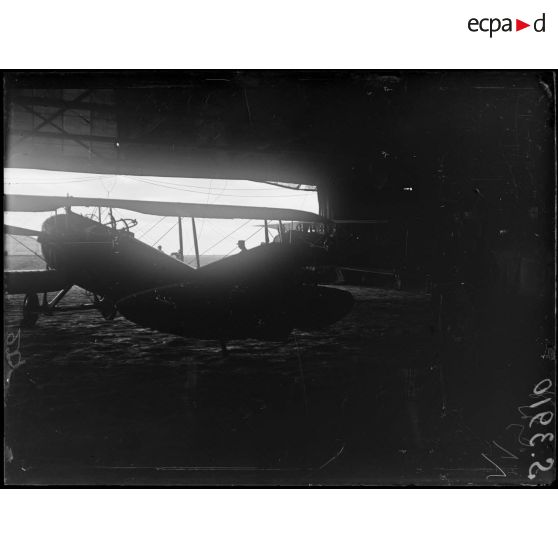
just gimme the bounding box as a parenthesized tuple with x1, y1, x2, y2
(191, 217, 200, 268)
(98, 206, 102, 223)
(47, 286, 72, 311)
(178, 217, 184, 261)
(278, 220, 283, 244)
(264, 220, 270, 244)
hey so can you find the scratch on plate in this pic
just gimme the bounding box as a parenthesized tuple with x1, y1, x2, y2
(319, 444, 345, 470)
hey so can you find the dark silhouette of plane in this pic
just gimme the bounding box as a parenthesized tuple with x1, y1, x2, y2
(4, 194, 353, 353)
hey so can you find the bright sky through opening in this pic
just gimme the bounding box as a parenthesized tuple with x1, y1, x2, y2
(4, 169, 319, 261)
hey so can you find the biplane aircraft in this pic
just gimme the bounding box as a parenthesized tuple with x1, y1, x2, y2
(4, 194, 353, 353)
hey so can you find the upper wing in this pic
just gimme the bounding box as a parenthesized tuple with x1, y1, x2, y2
(4, 194, 325, 222)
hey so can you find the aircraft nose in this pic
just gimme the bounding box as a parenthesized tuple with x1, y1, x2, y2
(42, 213, 92, 236)
(42, 214, 67, 235)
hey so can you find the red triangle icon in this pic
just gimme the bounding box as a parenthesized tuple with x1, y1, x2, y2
(516, 19, 530, 31)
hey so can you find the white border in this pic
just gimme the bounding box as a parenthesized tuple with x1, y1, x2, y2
(2, 1, 555, 555)
(1, 489, 556, 557)
(1, 1, 556, 69)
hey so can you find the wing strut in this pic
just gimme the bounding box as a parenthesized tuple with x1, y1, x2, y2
(177, 217, 184, 262)
(264, 220, 270, 244)
(191, 218, 200, 269)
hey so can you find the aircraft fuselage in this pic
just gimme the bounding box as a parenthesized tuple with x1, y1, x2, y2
(38, 212, 353, 341)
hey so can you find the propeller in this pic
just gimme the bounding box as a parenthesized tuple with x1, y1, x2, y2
(4, 194, 325, 223)
(4, 224, 41, 236)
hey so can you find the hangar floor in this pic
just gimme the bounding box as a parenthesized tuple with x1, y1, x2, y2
(4, 283, 548, 486)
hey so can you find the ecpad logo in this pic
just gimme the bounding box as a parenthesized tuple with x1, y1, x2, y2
(468, 13, 546, 37)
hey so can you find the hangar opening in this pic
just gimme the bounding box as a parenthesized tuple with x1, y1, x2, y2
(4, 169, 319, 262)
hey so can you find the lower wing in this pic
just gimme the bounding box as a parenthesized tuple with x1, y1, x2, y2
(4, 270, 72, 295)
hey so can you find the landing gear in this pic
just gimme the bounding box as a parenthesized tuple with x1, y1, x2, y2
(98, 297, 117, 320)
(18, 286, 107, 326)
(21, 293, 40, 327)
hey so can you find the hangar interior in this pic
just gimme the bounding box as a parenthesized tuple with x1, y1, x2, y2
(3, 71, 555, 485)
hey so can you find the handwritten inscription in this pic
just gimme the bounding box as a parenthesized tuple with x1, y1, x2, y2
(484, 377, 555, 483)
(4, 328, 26, 392)
(526, 378, 555, 481)
(481, 440, 518, 480)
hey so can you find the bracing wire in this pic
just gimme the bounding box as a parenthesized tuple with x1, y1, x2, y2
(129, 176, 311, 197)
(138, 216, 167, 239)
(221, 224, 264, 258)
(184, 219, 252, 266)
(7, 234, 46, 262)
(151, 221, 178, 247)
(5, 176, 104, 185)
